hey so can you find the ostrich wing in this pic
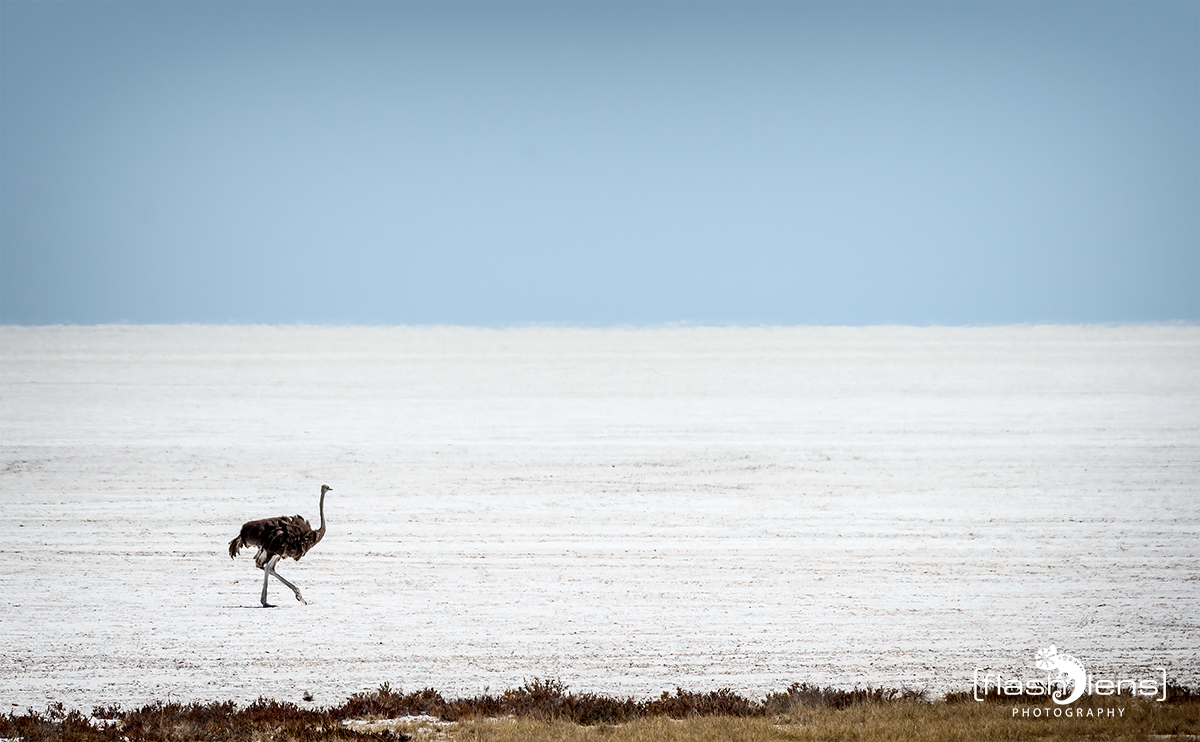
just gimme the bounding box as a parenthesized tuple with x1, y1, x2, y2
(237, 515, 318, 562)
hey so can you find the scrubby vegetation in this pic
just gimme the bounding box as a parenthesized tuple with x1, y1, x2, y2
(2, 680, 1197, 741)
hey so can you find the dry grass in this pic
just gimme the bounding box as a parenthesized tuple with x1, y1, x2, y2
(388, 699, 1200, 742)
(2, 681, 1197, 742)
(435, 696, 1200, 742)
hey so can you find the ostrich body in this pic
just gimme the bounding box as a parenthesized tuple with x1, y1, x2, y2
(229, 484, 330, 607)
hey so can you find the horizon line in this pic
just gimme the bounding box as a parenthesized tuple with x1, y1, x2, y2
(3, 320, 1198, 331)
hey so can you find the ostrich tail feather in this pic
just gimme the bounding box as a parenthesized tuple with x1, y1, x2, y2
(228, 536, 243, 559)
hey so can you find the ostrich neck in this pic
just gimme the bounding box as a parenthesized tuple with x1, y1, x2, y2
(316, 490, 327, 535)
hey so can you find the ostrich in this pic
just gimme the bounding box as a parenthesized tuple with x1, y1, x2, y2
(228, 484, 331, 607)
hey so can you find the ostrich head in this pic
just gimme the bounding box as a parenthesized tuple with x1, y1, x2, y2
(321, 484, 332, 495)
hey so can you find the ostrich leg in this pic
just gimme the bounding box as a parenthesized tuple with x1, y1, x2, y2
(266, 557, 308, 605)
(260, 556, 277, 608)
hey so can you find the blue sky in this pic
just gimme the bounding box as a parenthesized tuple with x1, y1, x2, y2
(2, 1, 1196, 326)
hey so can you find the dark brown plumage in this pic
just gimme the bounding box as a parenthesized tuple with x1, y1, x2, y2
(229, 484, 331, 607)
(229, 513, 324, 565)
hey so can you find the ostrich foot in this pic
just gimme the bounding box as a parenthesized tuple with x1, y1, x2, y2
(294, 593, 308, 605)
(261, 602, 277, 608)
